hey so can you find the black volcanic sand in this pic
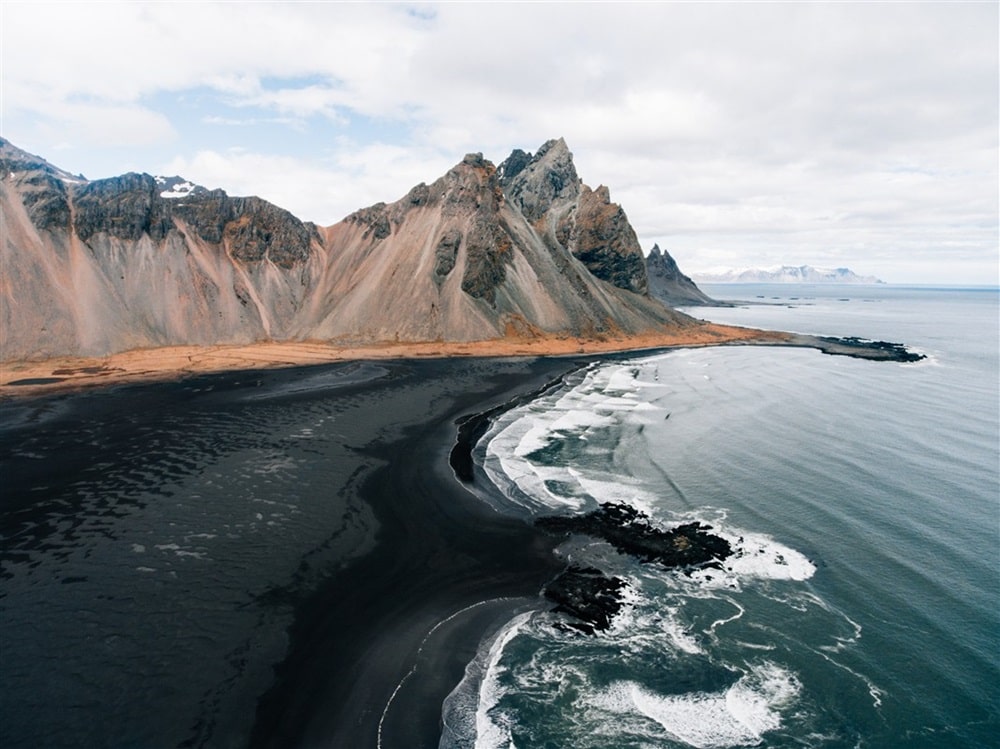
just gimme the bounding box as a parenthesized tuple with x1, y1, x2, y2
(0, 357, 582, 749)
(246, 357, 585, 749)
(1, 338, 917, 749)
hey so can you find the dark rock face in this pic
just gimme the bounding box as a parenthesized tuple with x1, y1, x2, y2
(18, 172, 72, 231)
(346, 202, 392, 241)
(570, 185, 648, 295)
(543, 566, 627, 635)
(461, 214, 512, 304)
(538, 502, 732, 568)
(500, 139, 650, 297)
(73, 173, 174, 242)
(0, 138, 74, 231)
(646, 244, 722, 307)
(499, 138, 580, 223)
(434, 228, 462, 278)
(496, 148, 532, 184)
(70, 174, 317, 268)
(171, 190, 234, 243)
(220, 198, 316, 268)
(425, 153, 514, 304)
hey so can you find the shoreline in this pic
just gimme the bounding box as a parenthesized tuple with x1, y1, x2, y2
(244, 357, 581, 749)
(0, 322, 926, 404)
(0, 355, 582, 749)
(0, 326, 930, 747)
(0, 324, 780, 400)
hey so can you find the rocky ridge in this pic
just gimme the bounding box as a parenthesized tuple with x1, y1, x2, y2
(2, 137, 698, 359)
(646, 243, 723, 307)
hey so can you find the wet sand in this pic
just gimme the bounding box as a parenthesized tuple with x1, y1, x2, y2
(243, 357, 580, 749)
(1, 355, 582, 748)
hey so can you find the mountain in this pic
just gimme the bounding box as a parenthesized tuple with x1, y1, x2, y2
(692, 265, 884, 284)
(1, 137, 698, 360)
(645, 244, 724, 306)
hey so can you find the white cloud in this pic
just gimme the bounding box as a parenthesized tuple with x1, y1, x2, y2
(1, 1, 995, 283)
(161, 142, 455, 226)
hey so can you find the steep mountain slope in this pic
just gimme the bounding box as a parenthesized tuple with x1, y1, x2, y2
(645, 244, 722, 307)
(1, 137, 696, 360)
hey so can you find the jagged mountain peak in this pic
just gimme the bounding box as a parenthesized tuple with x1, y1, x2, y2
(499, 137, 580, 222)
(645, 244, 720, 307)
(1, 137, 701, 359)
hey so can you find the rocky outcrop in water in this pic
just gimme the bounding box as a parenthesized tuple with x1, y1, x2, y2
(543, 566, 627, 635)
(815, 336, 926, 362)
(536, 502, 733, 634)
(538, 502, 733, 569)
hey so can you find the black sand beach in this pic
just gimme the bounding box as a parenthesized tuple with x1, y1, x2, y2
(0, 356, 582, 748)
(247, 356, 580, 748)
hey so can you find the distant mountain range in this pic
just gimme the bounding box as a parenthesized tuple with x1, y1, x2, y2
(692, 265, 884, 284)
(1, 137, 710, 360)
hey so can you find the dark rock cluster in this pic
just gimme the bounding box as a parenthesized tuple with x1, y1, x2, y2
(538, 502, 732, 568)
(536, 502, 734, 634)
(543, 566, 627, 635)
(817, 336, 926, 363)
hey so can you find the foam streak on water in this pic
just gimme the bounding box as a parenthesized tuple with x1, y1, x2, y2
(448, 287, 1000, 748)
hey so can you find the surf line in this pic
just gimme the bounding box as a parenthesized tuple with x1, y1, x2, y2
(376, 596, 524, 749)
(449, 363, 589, 483)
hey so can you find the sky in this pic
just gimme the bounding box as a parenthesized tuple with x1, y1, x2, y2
(2, 2, 997, 285)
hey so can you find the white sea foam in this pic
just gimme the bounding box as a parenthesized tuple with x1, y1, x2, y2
(481, 359, 668, 517)
(439, 611, 535, 749)
(464, 352, 843, 745)
(717, 531, 816, 582)
(595, 662, 801, 748)
(474, 612, 532, 749)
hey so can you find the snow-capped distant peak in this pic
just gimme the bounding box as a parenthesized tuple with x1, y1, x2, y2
(691, 264, 884, 284)
(156, 176, 207, 199)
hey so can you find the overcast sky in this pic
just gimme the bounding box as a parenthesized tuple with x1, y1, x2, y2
(2, 2, 997, 284)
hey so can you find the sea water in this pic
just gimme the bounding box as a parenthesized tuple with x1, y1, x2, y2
(442, 285, 999, 749)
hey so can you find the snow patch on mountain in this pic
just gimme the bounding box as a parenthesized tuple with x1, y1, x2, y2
(156, 176, 208, 199)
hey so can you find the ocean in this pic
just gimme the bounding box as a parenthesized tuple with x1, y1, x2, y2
(443, 285, 999, 748)
(0, 285, 996, 749)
